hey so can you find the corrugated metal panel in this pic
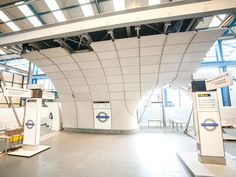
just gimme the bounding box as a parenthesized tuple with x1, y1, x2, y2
(4, 7, 25, 19)
(31, 1, 50, 13)
(99, 1, 114, 13)
(126, 0, 142, 9)
(57, 0, 79, 8)
(41, 13, 58, 24)
(63, 7, 84, 20)
(15, 19, 33, 30)
(91, 3, 99, 14)
(0, 0, 18, 6)
(0, 23, 12, 33)
(196, 17, 213, 29)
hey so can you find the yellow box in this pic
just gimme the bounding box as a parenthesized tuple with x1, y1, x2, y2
(10, 135, 19, 143)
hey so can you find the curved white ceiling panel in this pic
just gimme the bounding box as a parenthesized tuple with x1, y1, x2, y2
(23, 29, 225, 130)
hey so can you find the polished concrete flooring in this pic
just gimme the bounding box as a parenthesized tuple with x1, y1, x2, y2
(1, 128, 236, 177)
(0, 128, 197, 177)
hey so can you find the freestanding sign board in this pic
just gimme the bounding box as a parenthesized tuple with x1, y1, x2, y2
(23, 98, 42, 145)
(193, 91, 225, 165)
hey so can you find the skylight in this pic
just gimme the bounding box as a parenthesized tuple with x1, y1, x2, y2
(16, 3, 42, 27)
(0, 11, 20, 31)
(113, 0, 125, 11)
(53, 11, 66, 22)
(28, 16, 42, 27)
(44, 0, 60, 11)
(78, 0, 94, 17)
(17, 4, 34, 17)
(44, 0, 66, 22)
(149, 0, 161, 5)
(209, 14, 226, 28)
(0, 49, 6, 55)
(6, 21, 20, 31)
(0, 11, 10, 22)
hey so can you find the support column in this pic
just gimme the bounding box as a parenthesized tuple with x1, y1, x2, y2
(27, 61, 34, 87)
(217, 40, 231, 106)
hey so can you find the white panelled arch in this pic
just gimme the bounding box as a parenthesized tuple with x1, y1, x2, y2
(23, 29, 225, 131)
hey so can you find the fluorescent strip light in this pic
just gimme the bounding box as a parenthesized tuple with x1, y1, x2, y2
(0, 49, 6, 55)
(78, 0, 94, 17)
(17, 3, 42, 27)
(44, 0, 60, 11)
(81, 5, 94, 17)
(79, 0, 89, 4)
(113, 0, 125, 11)
(0, 11, 20, 31)
(6, 21, 20, 31)
(44, 0, 66, 22)
(0, 11, 10, 22)
(149, 0, 161, 5)
(17, 4, 34, 17)
(53, 11, 66, 22)
(28, 16, 42, 27)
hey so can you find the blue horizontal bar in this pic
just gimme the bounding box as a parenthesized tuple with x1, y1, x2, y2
(201, 123, 219, 127)
(96, 116, 109, 119)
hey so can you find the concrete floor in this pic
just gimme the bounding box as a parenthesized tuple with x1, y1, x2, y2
(0, 128, 196, 177)
(0, 125, 53, 152)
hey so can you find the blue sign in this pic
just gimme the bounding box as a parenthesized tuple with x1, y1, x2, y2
(201, 123, 219, 127)
(201, 119, 219, 131)
(25, 120, 35, 129)
(96, 112, 110, 123)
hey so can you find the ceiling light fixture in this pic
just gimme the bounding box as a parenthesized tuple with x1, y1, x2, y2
(112, 0, 125, 11)
(149, 0, 161, 5)
(0, 11, 20, 31)
(44, 0, 66, 22)
(16, 3, 42, 27)
(78, 0, 94, 17)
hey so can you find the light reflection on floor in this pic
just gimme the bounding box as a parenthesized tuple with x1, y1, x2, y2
(0, 128, 197, 177)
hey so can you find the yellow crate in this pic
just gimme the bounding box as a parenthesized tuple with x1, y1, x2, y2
(19, 135, 24, 141)
(10, 135, 23, 143)
(10, 135, 19, 143)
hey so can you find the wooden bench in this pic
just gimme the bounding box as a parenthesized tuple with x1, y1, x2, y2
(148, 119, 162, 128)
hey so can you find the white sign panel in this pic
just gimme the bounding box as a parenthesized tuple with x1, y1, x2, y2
(28, 84, 44, 90)
(196, 92, 218, 112)
(3, 86, 32, 98)
(93, 103, 111, 130)
(205, 72, 233, 91)
(193, 91, 225, 163)
(42, 91, 55, 100)
(23, 98, 42, 145)
(197, 111, 224, 157)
